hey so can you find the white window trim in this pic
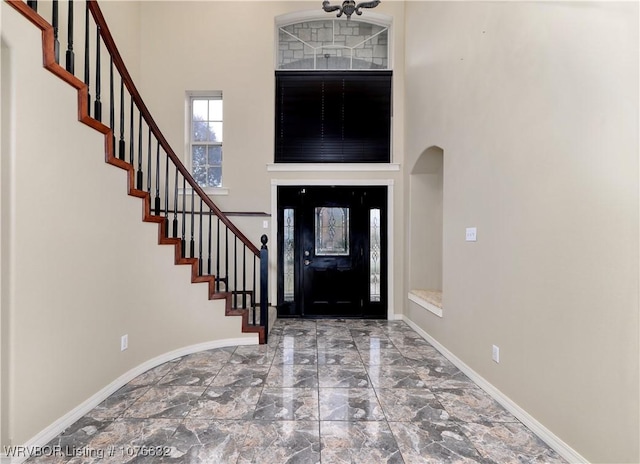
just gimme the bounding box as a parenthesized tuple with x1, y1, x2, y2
(267, 163, 400, 172)
(185, 91, 227, 194)
(270, 178, 396, 321)
(275, 10, 392, 31)
(274, 10, 394, 71)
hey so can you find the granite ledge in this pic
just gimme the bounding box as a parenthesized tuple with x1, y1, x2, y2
(408, 290, 443, 318)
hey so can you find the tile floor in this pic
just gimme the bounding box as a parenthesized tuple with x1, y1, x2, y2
(28, 319, 566, 463)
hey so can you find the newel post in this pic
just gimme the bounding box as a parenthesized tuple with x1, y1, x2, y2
(260, 235, 269, 343)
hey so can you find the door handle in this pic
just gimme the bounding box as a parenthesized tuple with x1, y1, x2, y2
(304, 259, 311, 266)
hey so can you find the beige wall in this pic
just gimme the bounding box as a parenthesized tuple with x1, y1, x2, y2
(0, 31, 10, 452)
(404, 2, 639, 462)
(3, 0, 638, 461)
(1, 3, 256, 447)
(100, 0, 141, 83)
(409, 147, 443, 291)
(136, 1, 407, 312)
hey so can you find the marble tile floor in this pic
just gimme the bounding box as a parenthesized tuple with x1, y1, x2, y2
(28, 319, 567, 464)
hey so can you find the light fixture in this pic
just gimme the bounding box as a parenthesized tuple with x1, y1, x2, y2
(322, 0, 381, 20)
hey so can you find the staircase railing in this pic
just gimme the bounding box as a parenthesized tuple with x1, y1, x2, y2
(9, 0, 269, 342)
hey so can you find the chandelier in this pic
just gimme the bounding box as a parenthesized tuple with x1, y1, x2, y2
(322, 0, 381, 20)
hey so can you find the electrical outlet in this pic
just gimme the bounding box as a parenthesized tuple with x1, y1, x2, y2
(466, 227, 477, 242)
(492, 345, 500, 363)
(121, 334, 128, 352)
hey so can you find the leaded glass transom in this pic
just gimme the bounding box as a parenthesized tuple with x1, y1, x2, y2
(315, 207, 350, 256)
(278, 20, 388, 70)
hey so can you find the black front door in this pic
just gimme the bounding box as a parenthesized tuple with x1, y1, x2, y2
(277, 186, 387, 319)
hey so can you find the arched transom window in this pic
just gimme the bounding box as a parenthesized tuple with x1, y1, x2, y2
(278, 19, 389, 70)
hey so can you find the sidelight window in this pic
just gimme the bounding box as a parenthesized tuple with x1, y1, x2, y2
(370, 208, 381, 302)
(283, 208, 295, 302)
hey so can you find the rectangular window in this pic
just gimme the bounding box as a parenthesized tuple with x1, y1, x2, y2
(275, 71, 392, 163)
(189, 93, 223, 188)
(315, 207, 350, 256)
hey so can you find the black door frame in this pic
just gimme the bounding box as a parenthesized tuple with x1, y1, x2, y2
(276, 184, 388, 319)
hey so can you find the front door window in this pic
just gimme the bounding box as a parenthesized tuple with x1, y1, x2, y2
(315, 207, 350, 256)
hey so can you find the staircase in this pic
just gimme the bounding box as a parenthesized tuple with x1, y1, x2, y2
(7, 0, 269, 343)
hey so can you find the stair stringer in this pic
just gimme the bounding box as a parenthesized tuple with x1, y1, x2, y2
(6, 0, 265, 344)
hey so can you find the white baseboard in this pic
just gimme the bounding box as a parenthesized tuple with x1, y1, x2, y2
(399, 315, 588, 464)
(1, 337, 257, 464)
(4, 321, 590, 464)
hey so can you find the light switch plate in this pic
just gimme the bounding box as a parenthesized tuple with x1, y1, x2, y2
(466, 227, 477, 242)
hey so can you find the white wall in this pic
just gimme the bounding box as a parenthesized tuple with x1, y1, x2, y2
(1, 2, 257, 448)
(404, 2, 639, 462)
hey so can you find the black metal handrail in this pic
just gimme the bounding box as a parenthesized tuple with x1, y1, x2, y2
(14, 0, 269, 341)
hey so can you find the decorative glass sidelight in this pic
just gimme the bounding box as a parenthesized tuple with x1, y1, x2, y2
(370, 208, 381, 302)
(284, 208, 295, 301)
(315, 207, 350, 256)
